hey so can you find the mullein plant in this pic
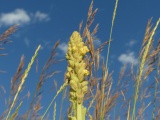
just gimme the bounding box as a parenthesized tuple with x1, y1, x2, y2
(66, 31, 89, 120)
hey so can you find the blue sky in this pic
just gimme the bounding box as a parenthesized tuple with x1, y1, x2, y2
(0, 0, 160, 119)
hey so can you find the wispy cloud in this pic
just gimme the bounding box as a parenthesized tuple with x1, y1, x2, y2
(58, 42, 68, 54)
(24, 37, 30, 47)
(40, 40, 52, 50)
(0, 9, 30, 26)
(0, 9, 50, 26)
(93, 40, 101, 47)
(118, 52, 138, 65)
(125, 39, 137, 47)
(34, 11, 50, 22)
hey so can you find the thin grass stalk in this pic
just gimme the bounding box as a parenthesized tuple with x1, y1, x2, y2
(127, 101, 131, 120)
(41, 81, 68, 120)
(10, 101, 22, 120)
(87, 92, 97, 112)
(101, 0, 119, 119)
(107, 81, 112, 100)
(152, 78, 158, 120)
(59, 88, 67, 120)
(132, 19, 160, 120)
(105, 0, 118, 69)
(152, 53, 160, 120)
(6, 45, 41, 120)
(53, 102, 56, 120)
(100, 64, 107, 120)
(114, 64, 127, 119)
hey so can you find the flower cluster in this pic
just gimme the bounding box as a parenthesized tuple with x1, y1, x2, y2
(66, 31, 89, 104)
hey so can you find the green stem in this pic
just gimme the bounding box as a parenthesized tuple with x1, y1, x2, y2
(77, 103, 82, 120)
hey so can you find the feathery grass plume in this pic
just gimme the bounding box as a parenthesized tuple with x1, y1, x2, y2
(6, 55, 25, 118)
(152, 41, 160, 119)
(79, 20, 83, 33)
(82, 0, 98, 39)
(0, 24, 18, 42)
(26, 41, 61, 119)
(6, 45, 41, 120)
(0, 25, 18, 56)
(100, 61, 108, 120)
(132, 18, 160, 120)
(86, 28, 94, 62)
(152, 77, 159, 119)
(0, 25, 18, 74)
(11, 55, 24, 95)
(66, 31, 89, 120)
(32, 96, 43, 119)
(98, 61, 119, 120)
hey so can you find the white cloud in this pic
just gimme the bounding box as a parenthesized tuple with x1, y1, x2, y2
(0, 9, 50, 26)
(125, 40, 137, 47)
(118, 52, 138, 65)
(34, 11, 50, 22)
(58, 43, 68, 54)
(0, 9, 30, 26)
(24, 38, 30, 47)
(93, 40, 101, 46)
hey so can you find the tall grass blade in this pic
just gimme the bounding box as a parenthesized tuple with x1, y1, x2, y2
(10, 101, 23, 120)
(6, 45, 41, 120)
(101, 0, 119, 119)
(41, 82, 68, 120)
(132, 18, 160, 120)
(105, 0, 118, 69)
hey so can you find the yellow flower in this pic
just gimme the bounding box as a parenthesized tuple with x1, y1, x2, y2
(66, 31, 89, 119)
(66, 32, 89, 89)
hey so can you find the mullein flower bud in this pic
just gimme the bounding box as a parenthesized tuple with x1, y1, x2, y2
(66, 31, 89, 105)
(82, 86, 88, 94)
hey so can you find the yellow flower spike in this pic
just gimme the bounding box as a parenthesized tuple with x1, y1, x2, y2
(66, 31, 89, 120)
(70, 74, 79, 83)
(74, 62, 80, 67)
(77, 42, 84, 48)
(77, 73, 85, 83)
(73, 53, 79, 59)
(81, 81, 88, 87)
(83, 70, 89, 76)
(68, 45, 72, 51)
(82, 86, 88, 94)
(66, 72, 70, 78)
(74, 62, 84, 72)
(66, 55, 69, 60)
(67, 66, 73, 73)
(68, 60, 75, 68)
(70, 80, 78, 92)
(77, 69, 89, 81)
(80, 46, 89, 56)
(68, 51, 73, 57)
(84, 46, 89, 52)
(72, 46, 77, 52)
(70, 90, 76, 98)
